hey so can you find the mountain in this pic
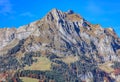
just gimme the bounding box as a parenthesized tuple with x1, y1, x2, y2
(0, 8, 120, 82)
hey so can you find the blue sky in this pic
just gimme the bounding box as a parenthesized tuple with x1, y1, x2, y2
(0, 0, 120, 37)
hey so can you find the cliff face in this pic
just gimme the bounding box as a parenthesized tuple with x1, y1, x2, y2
(0, 9, 120, 82)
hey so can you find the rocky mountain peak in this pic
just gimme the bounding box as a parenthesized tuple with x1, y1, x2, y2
(45, 9, 83, 22)
(0, 8, 120, 82)
(45, 8, 66, 21)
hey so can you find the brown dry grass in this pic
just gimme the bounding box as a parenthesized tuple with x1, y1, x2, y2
(20, 77, 39, 82)
(98, 61, 114, 73)
(66, 14, 82, 21)
(62, 55, 79, 64)
(24, 57, 51, 71)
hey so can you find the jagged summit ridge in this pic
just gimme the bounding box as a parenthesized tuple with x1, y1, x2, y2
(45, 8, 66, 21)
(45, 8, 83, 22)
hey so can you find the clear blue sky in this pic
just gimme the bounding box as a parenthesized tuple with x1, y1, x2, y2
(0, 0, 120, 37)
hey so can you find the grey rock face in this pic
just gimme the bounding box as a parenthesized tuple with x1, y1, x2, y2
(0, 28, 16, 49)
